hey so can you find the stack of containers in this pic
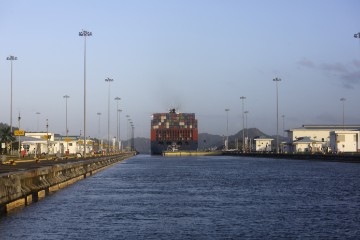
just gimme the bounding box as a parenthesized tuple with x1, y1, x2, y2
(151, 112, 198, 141)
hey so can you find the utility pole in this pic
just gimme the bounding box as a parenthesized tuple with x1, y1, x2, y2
(273, 78, 281, 153)
(79, 29, 92, 157)
(240, 96, 246, 152)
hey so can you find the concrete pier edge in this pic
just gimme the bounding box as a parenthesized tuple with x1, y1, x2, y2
(0, 153, 135, 215)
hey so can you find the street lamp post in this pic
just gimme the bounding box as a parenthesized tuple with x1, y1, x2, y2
(118, 109, 122, 151)
(340, 98, 346, 130)
(244, 110, 249, 151)
(63, 95, 70, 152)
(36, 112, 41, 132)
(282, 115, 285, 138)
(6, 55, 17, 134)
(131, 124, 135, 151)
(115, 97, 121, 150)
(105, 78, 114, 153)
(46, 119, 49, 158)
(18, 113, 21, 158)
(225, 108, 230, 151)
(130, 122, 134, 151)
(273, 77, 281, 153)
(126, 115, 130, 150)
(128, 119, 132, 150)
(79, 29, 92, 157)
(97, 113, 101, 151)
(240, 96, 246, 152)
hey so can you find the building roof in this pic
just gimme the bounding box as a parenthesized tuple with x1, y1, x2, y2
(254, 136, 273, 141)
(19, 136, 56, 144)
(292, 137, 322, 144)
(16, 136, 45, 142)
(287, 125, 360, 132)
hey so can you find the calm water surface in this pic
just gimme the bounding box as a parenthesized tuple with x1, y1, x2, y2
(1, 155, 360, 239)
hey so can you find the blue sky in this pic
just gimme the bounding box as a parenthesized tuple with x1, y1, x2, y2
(0, 0, 360, 139)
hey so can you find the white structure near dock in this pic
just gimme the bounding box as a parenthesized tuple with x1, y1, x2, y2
(291, 137, 323, 153)
(329, 130, 359, 153)
(286, 125, 360, 153)
(254, 137, 273, 152)
(22, 132, 94, 155)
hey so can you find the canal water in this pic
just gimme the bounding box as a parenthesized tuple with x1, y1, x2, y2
(1, 155, 360, 239)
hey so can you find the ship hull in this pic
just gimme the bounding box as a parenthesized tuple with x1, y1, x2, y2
(151, 140, 198, 155)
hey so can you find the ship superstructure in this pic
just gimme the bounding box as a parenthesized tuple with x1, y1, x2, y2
(151, 109, 198, 155)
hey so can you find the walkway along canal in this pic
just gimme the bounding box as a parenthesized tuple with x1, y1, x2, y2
(0, 153, 136, 214)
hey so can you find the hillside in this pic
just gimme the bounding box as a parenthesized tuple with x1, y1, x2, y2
(132, 128, 283, 153)
(198, 133, 224, 150)
(126, 137, 151, 154)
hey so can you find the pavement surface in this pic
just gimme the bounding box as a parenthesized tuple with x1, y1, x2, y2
(0, 154, 118, 174)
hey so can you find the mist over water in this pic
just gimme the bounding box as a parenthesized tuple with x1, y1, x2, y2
(1, 155, 360, 239)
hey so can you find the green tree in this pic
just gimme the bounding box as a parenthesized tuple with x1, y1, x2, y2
(0, 126, 15, 154)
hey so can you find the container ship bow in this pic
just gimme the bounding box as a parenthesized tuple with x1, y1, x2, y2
(151, 109, 198, 155)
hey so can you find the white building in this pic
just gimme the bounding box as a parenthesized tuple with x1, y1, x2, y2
(23, 132, 56, 155)
(23, 132, 94, 155)
(291, 137, 324, 153)
(330, 130, 359, 153)
(254, 137, 273, 152)
(287, 125, 360, 153)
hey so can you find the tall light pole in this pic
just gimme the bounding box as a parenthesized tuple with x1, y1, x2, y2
(46, 119, 49, 157)
(240, 96, 246, 152)
(97, 112, 101, 152)
(126, 115, 130, 150)
(6, 55, 17, 134)
(97, 112, 101, 140)
(118, 109, 122, 151)
(79, 29, 92, 157)
(115, 97, 121, 150)
(63, 95, 70, 153)
(128, 118, 132, 150)
(244, 110, 249, 151)
(130, 122, 134, 151)
(63, 95, 70, 135)
(132, 124, 135, 151)
(273, 77, 281, 153)
(225, 108, 230, 150)
(281, 114, 285, 138)
(18, 113, 21, 158)
(340, 97, 346, 130)
(105, 77, 114, 153)
(36, 112, 41, 132)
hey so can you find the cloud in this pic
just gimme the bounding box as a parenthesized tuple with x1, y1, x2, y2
(315, 113, 338, 124)
(320, 63, 348, 73)
(353, 59, 360, 68)
(341, 70, 360, 89)
(298, 58, 316, 69)
(297, 58, 360, 89)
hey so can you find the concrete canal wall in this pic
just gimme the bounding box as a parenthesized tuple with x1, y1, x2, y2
(222, 151, 360, 163)
(0, 153, 135, 214)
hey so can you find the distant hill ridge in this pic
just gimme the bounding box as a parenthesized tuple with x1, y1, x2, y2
(0, 123, 282, 154)
(132, 128, 283, 154)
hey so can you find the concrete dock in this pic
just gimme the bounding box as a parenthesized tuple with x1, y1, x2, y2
(0, 153, 135, 215)
(163, 151, 223, 157)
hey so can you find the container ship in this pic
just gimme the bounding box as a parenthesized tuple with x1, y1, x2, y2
(151, 109, 198, 155)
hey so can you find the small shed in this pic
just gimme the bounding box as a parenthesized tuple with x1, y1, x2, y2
(329, 130, 359, 153)
(254, 137, 273, 152)
(292, 137, 323, 153)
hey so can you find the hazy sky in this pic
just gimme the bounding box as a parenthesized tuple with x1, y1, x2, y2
(1, 0, 360, 139)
